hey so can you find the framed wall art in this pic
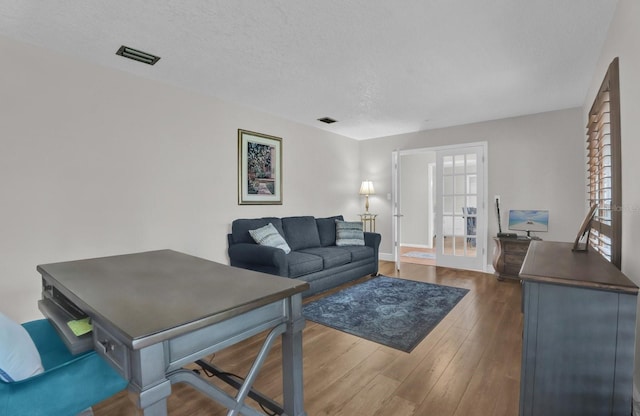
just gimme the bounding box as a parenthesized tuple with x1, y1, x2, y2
(238, 129, 282, 205)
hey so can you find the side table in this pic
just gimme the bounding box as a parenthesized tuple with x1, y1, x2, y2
(359, 213, 377, 232)
(493, 237, 533, 281)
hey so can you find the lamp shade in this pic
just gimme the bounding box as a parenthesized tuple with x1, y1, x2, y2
(359, 181, 375, 195)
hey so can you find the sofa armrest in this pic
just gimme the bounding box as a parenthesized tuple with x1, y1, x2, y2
(364, 232, 381, 276)
(228, 243, 288, 276)
(364, 232, 381, 250)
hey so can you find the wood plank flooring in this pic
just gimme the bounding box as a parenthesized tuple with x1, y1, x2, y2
(93, 262, 523, 416)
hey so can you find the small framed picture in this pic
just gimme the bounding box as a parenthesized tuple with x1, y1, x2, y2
(238, 129, 282, 205)
(572, 204, 597, 251)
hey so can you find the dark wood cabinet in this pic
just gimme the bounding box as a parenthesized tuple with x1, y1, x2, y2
(492, 237, 531, 281)
(519, 241, 637, 416)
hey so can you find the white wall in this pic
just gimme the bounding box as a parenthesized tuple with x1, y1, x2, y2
(0, 35, 362, 322)
(582, 0, 640, 411)
(359, 108, 586, 261)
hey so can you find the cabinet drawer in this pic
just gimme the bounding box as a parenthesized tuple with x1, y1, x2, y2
(93, 322, 130, 379)
(504, 242, 530, 254)
(505, 265, 522, 276)
(505, 253, 526, 265)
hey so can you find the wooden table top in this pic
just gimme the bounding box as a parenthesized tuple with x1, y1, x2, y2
(38, 250, 309, 346)
(519, 241, 637, 294)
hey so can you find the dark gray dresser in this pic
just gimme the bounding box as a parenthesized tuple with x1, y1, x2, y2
(519, 241, 638, 416)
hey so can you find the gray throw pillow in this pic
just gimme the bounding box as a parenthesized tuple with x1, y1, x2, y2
(249, 223, 292, 254)
(335, 220, 365, 246)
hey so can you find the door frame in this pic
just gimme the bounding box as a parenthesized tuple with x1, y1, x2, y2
(428, 162, 435, 249)
(392, 141, 488, 272)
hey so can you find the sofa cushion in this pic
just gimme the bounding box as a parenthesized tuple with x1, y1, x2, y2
(335, 220, 365, 246)
(248, 223, 291, 254)
(232, 218, 284, 244)
(282, 216, 321, 251)
(0, 312, 44, 382)
(287, 252, 323, 278)
(316, 215, 344, 247)
(299, 247, 351, 269)
(338, 245, 374, 262)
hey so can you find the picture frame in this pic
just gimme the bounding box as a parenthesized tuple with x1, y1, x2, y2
(238, 129, 282, 205)
(572, 204, 598, 252)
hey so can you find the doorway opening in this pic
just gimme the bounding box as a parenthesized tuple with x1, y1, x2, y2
(392, 142, 487, 272)
(398, 154, 436, 266)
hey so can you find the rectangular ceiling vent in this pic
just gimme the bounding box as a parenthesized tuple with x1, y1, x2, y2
(317, 117, 337, 124)
(116, 45, 161, 65)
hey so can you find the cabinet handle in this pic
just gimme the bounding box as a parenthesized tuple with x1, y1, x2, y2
(99, 340, 114, 354)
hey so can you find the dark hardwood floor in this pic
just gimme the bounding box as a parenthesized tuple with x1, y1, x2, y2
(93, 261, 523, 415)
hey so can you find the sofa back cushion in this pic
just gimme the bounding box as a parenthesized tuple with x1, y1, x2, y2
(316, 215, 344, 246)
(282, 216, 321, 251)
(231, 218, 284, 244)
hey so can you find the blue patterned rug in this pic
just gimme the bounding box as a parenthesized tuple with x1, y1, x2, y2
(303, 276, 469, 352)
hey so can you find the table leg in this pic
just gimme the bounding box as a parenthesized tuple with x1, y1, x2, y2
(129, 397, 169, 416)
(282, 293, 307, 416)
(128, 343, 172, 416)
(169, 322, 287, 416)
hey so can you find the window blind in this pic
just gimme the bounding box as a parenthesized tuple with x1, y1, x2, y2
(586, 57, 621, 269)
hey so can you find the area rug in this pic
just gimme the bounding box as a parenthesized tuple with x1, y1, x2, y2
(402, 251, 436, 259)
(303, 276, 469, 352)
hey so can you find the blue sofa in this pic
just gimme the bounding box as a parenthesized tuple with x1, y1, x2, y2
(227, 215, 381, 296)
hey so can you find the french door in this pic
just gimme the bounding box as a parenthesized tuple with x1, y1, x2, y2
(435, 145, 486, 271)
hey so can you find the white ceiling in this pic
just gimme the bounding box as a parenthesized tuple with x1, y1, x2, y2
(0, 1, 618, 140)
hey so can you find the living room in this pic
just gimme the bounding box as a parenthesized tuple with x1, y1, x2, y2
(1, 1, 640, 415)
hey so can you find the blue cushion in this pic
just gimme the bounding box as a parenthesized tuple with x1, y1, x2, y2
(232, 218, 284, 244)
(282, 216, 321, 251)
(286, 252, 323, 278)
(0, 319, 127, 416)
(338, 245, 374, 261)
(299, 247, 351, 269)
(335, 220, 365, 246)
(316, 215, 344, 246)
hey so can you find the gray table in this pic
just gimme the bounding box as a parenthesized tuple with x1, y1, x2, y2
(37, 249, 309, 416)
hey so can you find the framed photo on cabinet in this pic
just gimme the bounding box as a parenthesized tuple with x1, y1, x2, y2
(572, 204, 597, 252)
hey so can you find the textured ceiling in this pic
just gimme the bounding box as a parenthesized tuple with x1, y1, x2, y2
(0, 1, 618, 140)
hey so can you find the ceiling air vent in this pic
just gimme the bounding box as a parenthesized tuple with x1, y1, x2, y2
(317, 117, 337, 124)
(116, 45, 161, 65)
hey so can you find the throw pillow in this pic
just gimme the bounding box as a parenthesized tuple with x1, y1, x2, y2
(0, 312, 44, 382)
(249, 223, 292, 254)
(335, 220, 365, 246)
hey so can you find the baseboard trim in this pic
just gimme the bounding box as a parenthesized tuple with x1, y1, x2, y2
(379, 252, 394, 262)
